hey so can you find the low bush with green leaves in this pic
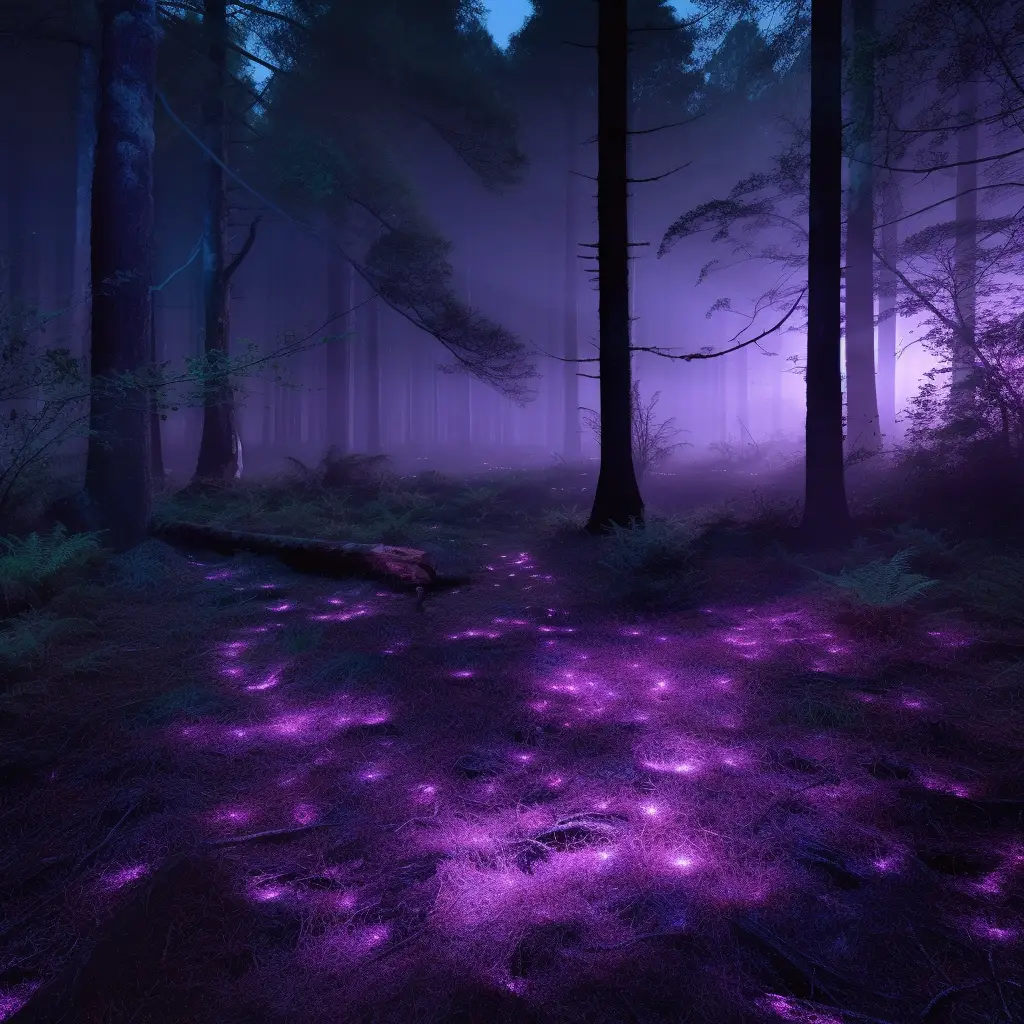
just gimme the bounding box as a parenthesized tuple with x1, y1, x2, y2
(0, 525, 105, 609)
(812, 549, 938, 607)
(537, 505, 587, 537)
(956, 555, 1024, 626)
(598, 516, 703, 607)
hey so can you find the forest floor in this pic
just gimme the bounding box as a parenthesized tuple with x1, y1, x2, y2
(0, 461, 1022, 1024)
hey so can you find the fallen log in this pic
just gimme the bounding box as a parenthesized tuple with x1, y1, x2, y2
(150, 520, 438, 588)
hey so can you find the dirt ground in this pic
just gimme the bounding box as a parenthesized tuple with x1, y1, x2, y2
(1, 482, 1022, 1024)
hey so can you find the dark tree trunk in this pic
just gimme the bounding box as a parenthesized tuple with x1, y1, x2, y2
(365, 290, 382, 453)
(844, 0, 881, 453)
(69, 19, 98, 465)
(326, 247, 353, 452)
(193, 0, 239, 482)
(951, 73, 978, 408)
(585, 0, 643, 533)
(150, 290, 165, 487)
(85, 0, 157, 551)
(563, 94, 582, 461)
(801, 0, 851, 542)
(877, 169, 900, 438)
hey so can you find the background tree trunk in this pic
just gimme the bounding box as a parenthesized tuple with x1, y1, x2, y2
(149, 289, 165, 487)
(877, 168, 900, 439)
(326, 246, 353, 453)
(801, 0, 851, 542)
(951, 72, 978, 409)
(365, 288, 382, 453)
(85, 0, 157, 551)
(844, 0, 881, 453)
(586, 0, 643, 532)
(563, 93, 581, 462)
(193, 0, 239, 482)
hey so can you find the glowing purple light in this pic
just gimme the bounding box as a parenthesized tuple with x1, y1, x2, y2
(293, 803, 319, 825)
(101, 863, 149, 891)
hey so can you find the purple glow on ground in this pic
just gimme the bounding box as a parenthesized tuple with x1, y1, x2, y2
(99, 863, 150, 891)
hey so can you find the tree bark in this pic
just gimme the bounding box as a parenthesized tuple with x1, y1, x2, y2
(951, 73, 978, 408)
(365, 289, 382, 453)
(150, 289, 165, 487)
(85, 0, 157, 552)
(152, 521, 438, 588)
(800, 0, 851, 543)
(193, 0, 240, 482)
(326, 246, 353, 452)
(68, 13, 98, 466)
(876, 168, 900, 438)
(563, 94, 582, 462)
(844, 0, 881, 454)
(586, 0, 643, 532)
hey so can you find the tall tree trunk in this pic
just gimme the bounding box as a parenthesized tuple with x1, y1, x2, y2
(844, 0, 881, 454)
(150, 289, 165, 487)
(801, 0, 851, 542)
(877, 169, 900, 438)
(586, 0, 643, 532)
(326, 246, 352, 453)
(85, 0, 157, 551)
(69, 14, 98, 466)
(365, 290, 382, 453)
(951, 73, 978, 409)
(563, 95, 582, 461)
(735, 343, 749, 443)
(193, 0, 239, 482)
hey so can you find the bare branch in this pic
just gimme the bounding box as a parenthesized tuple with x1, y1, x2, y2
(223, 215, 263, 282)
(628, 161, 691, 184)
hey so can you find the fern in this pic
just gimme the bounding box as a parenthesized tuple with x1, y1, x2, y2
(0, 525, 104, 607)
(812, 549, 938, 607)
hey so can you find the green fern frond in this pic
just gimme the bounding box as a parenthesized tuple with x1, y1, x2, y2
(813, 549, 938, 607)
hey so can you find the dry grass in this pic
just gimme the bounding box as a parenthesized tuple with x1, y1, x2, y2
(0, 468, 1022, 1024)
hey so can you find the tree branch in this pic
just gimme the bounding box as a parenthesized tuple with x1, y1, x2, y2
(628, 161, 691, 183)
(223, 215, 262, 283)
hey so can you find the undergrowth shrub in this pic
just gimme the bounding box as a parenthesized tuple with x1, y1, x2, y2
(287, 448, 394, 493)
(956, 555, 1024, 626)
(537, 505, 587, 537)
(106, 539, 187, 590)
(0, 610, 92, 677)
(597, 516, 703, 607)
(812, 550, 938, 607)
(0, 525, 105, 611)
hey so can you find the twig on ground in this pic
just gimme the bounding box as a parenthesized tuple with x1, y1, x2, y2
(201, 820, 349, 847)
(988, 950, 1014, 1023)
(919, 979, 988, 1020)
(388, 803, 439, 833)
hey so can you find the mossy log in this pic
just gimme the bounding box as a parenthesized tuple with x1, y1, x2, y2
(150, 520, 437, 588)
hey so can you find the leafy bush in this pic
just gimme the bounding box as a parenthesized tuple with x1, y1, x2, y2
(812, 550, 938, 607)
(0, 525, 105, 610)
(287, 448, 394, 492)
(106, 539, 186, 590)
(536, 505, 587, 537)
(0, 610, 93, 677)
(0, 296, 94, 531)
(956, 555, 1024, 626)
(597, 516, 703, 607)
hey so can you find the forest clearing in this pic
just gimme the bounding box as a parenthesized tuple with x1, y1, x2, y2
(0, 455, 1022, 1023)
